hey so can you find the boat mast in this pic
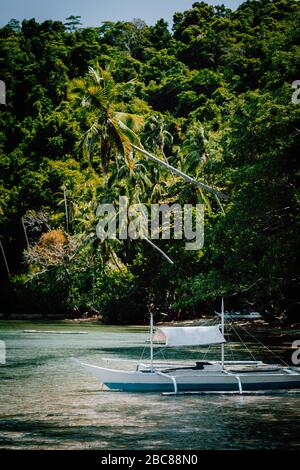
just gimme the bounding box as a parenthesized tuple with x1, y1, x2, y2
(150, 312, 154, 372)
(221, 297, 225, 369)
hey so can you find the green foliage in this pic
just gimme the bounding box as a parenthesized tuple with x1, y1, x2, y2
(0, 0, 299, 323)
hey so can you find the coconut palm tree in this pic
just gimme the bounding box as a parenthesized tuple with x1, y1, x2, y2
(179, 122, 225, 212)
(116, 152, 152, 204)
(181, 122, 208, 176)
(68, 64, 143, 173)
(142, 114, 173, 162)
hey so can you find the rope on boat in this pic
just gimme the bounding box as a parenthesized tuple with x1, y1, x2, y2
(225, 321, 236, 362)
(223, 311, 291, 368)
(227, 320, 258, 362)
(235, 322, 290, 367)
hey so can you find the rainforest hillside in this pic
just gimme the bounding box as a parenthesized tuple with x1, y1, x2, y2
(0, 0, 299, 323)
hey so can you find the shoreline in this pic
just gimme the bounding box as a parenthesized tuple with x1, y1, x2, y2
(0, 314, 299, 330)
(0, 313, 101, 322)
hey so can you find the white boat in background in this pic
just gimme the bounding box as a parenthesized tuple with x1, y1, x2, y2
(23, 330, 88, 334)
(74, 299, 300, 395)
(217, 311, 262, 321)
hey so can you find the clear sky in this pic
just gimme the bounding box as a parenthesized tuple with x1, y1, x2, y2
(0, 0, 243, 28)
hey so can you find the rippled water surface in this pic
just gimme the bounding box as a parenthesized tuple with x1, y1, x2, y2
(0, 320, 299, 449)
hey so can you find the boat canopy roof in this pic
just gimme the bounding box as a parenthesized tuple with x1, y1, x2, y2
(153, 325, 226, 347)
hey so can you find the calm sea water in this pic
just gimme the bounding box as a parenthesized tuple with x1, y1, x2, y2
(0, 320, 299, 450)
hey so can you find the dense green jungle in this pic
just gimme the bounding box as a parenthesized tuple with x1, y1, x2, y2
(0, 0, 299, 324)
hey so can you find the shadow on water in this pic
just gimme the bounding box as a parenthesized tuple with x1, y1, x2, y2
(0, 395, 299, 450)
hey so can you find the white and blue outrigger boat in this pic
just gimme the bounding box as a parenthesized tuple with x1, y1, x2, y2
(75, 300, 300, 395)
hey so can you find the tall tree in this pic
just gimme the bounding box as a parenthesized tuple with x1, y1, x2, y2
(68, 64, 144, 173)
(64, 16, 82, 32)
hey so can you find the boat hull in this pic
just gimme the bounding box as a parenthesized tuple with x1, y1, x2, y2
(77, 361, 300, 393)
(105, 379, 300, 393)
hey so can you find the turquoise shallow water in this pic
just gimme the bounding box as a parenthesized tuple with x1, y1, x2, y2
(0, 320, 299, 450)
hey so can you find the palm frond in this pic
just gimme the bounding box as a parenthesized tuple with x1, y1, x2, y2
(88, 66, 103, 85)
(111, 117, 142, 148)
(67, 78, 86, 101)
(107, 119, 127, 156)
(77, 121, 102, 162)
(113, 112, 144, 132)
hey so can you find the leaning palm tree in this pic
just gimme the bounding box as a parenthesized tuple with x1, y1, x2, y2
(68, 64, 143, 173)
